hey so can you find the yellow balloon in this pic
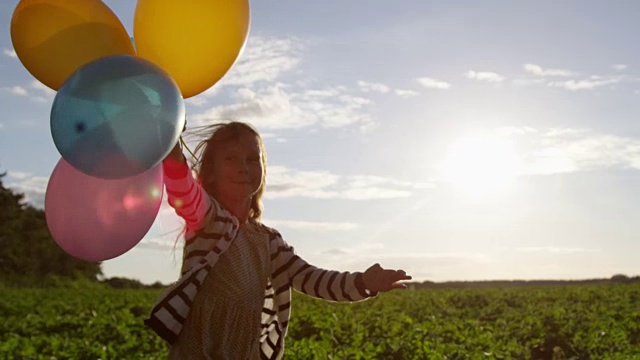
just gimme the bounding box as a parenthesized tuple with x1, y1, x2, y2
(10, 0, 135, 91)
(134, 0, 250, 99)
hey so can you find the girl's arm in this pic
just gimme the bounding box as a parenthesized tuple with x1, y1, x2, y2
(269, 234, 410, 301)
(163, 142, 212, 233)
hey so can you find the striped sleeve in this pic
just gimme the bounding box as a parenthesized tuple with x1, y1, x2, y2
(162, 157, 212, 232)
(268, 230, 372, 302)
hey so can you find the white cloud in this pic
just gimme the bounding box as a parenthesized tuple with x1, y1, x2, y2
(187, 34, 377, 131)
(192, 84, 374, 130)
(485, 126, 640, 176)
(192, 86, 301, 128)
(465, 70, 504, 82)
(547, 78, 619, 91)
(7, 171, 32, 180)
(437, 126, 640, 182)
(29, 80, 56, 101)
(3, 48, 17, 58)
(515, 64, 624, 90)
(0, 123, 4, 130)
(347, 175, 433, 190)
(265, 166, 340, 198)
(6, 174, 49, 209)
(193, 35, 303, 103)
(524, 63, 575, 77)
(223, 36, 303, 86)
(3, 80, 55, 102)
(494, 126, 538, 136)
(265, 165, 433, 200)
(342, 187, 411, 200)
(320, 248, 353, 256)
(262, 219, 358, 231)
(511, 78, 546, 86)
(5, 86, 27, 96)
(186, 96, 208, 106)
(394, 89, 419, 97)
(323, 94, 372, 128)
(315, 250, 490, 281)
(416, 77, 451, 89)
(516, 246, 601, 254)
(318, 242, 385, 256)
(136, 236, 180, 251)
(357, 80, 390, 93)
(379, 252, 490, 261)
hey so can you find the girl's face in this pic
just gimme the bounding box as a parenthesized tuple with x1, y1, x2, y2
(210, 132, 264, 203)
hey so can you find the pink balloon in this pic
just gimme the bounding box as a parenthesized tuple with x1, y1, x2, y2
(45, 159, 163, 261)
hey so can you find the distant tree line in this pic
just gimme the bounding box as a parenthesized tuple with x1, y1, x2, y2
(407, 274, 640, 290)
(0, 171, 169, 288)
(0, 172, 103, 286)
(102, 276, 165, 289)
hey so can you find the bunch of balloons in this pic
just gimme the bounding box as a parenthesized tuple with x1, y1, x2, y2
(10, 0, 250, 261)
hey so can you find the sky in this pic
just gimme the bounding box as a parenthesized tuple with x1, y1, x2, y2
(1, 0, 640, 284)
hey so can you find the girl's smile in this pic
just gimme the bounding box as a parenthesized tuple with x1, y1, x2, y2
(210, 132, 264, 207)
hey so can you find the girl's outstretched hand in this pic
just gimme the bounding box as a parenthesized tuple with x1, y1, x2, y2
(362, 263, 412, 293)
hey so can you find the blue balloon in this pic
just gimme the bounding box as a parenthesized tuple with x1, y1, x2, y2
(51, 54, 185, 179)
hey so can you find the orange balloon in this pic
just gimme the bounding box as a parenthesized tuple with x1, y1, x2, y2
(134, 0, 250, 98)
(11, 0, 135, 90)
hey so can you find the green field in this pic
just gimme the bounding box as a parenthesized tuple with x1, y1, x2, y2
(2, 282, 639, 359)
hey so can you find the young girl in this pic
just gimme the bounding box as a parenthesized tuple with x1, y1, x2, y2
(145, 121, 411, 359)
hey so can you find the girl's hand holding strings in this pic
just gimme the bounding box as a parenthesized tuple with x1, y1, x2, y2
(362, 263, 412, 293)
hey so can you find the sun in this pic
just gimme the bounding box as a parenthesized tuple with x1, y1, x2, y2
(437, 132, 524, 196)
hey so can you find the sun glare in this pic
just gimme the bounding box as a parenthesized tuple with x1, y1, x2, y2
(438, 133, 523, 196)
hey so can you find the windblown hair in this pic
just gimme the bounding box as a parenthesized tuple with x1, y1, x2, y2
(184, 121, 267, 223)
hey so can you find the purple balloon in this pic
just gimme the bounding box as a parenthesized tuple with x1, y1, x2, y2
(45, 158, 163, 261)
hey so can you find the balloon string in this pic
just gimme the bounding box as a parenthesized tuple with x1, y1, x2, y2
(179, 136, 198, 164)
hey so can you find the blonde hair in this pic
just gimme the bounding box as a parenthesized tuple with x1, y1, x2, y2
(185, 121, 267, 223)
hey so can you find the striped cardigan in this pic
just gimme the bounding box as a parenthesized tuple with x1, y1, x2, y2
(145, 159, 375, 359)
